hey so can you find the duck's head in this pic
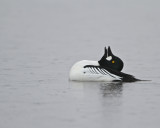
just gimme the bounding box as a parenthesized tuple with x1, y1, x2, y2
(98, 46, 124, 72)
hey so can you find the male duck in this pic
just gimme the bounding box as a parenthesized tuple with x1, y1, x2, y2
(69, 46, 139, 82)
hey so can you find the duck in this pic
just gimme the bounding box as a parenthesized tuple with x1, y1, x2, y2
(69, 46, 140, 82)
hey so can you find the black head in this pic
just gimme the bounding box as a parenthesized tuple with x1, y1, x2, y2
(98, 46, 124, 71)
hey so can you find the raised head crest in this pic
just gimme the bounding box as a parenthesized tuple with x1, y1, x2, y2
(108, 46, 113, 56)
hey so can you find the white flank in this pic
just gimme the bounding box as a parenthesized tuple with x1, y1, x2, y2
(69, 60, 122, 82)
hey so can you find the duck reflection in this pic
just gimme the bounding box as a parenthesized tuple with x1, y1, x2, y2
(99, 82, 123, 97)
(69, 81, 123, 98)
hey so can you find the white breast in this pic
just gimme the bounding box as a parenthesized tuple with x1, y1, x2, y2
(69, 60, 122, 82)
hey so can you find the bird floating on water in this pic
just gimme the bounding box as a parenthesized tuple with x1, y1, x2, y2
(69, 46, 140, 82)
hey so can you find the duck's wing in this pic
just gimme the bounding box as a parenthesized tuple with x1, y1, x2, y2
(84, 65, 122, 80)
(101, 66, 140, 82)
(84, 65, 139, 82)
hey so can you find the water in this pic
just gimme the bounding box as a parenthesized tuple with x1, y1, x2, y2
(0, 0, 160, 128)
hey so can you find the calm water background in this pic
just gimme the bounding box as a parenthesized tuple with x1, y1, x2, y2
(0, 0, 160, 128)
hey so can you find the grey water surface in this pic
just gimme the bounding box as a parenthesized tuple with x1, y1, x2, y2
(1, 0, 160, 128)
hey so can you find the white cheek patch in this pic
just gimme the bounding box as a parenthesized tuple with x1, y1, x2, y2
(106, 56, 112, 61)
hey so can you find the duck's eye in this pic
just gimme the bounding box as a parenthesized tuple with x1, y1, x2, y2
(106, 56, 112, 61)
(112, 60, 115, 63)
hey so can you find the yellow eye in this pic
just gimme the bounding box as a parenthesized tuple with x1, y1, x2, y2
(112, 60, 115, 63)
